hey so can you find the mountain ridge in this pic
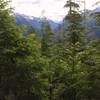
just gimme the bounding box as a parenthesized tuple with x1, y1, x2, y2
(14, 7, 100, 38)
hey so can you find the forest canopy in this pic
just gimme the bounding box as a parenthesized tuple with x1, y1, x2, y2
(0, 0, 100, 100)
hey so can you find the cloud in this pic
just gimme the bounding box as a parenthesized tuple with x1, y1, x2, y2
(11, 0, 67, 21)
(12, 0, 40, 6)
(32, 0, 40, 4)
(17, 0, 40, 5)
(11, 0, 98, 21)
(54, 0, 62, 2)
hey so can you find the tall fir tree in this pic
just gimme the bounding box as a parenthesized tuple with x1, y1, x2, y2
(56, 0, 88, 100)
(0, 1, 45, 100)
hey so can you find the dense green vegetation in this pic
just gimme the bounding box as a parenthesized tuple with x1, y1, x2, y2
(0, 0, 100, 100)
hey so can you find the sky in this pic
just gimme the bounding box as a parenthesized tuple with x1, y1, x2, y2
(11, 0, 99, 21)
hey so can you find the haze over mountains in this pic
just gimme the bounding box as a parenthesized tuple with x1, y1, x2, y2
(14, 13, 59, 31)
(14, 7, 100, 38)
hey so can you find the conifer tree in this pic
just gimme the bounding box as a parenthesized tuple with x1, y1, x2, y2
(0, 1, 45, 100)
(40, 17, 53, 100)
(41, 17, 54, 57)
(83, 2, 100, 99)
(56, 0, 88, 100)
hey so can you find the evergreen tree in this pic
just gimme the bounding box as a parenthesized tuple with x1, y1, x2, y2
(41, 17, 54, 57)
(0, 0, 99, 100)
(56, 1, 88, 100)
(0, 1, 44, 100)
(40, 17, 54, 100)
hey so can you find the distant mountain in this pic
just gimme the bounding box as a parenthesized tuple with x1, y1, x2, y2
(93, 7, 100, 13)
(84, 7, 100, 38)
(14, 13, 59, 35)
(56, 7, 100, 39)
(14, 7, 100, 38)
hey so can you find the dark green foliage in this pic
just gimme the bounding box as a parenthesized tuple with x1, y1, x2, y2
(0, 0, 44, 100)
(41, 17, 54, 57)
(0, 0, 100, 100)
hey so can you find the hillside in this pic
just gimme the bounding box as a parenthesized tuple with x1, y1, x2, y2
(14, 7, 100, 38)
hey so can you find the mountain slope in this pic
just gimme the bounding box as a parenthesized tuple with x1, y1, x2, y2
(14, 13, 59, 33)
(14, 7, 100, 38)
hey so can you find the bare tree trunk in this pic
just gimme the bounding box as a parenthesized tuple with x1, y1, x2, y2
(70, 0, 72, 15)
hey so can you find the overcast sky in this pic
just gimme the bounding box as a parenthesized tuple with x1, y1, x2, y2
(11, 0, 98, 21)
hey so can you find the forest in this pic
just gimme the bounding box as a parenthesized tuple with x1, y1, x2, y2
(0, 0, 100, 100)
